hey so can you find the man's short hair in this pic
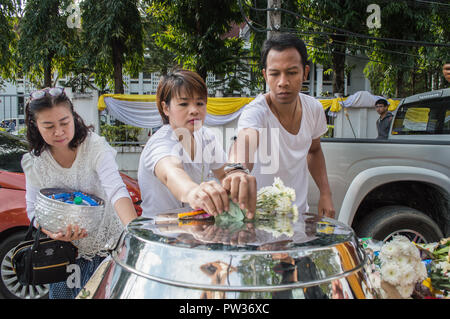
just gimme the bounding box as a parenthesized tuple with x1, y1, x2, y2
(375, 99, 388, 107)
(261, 33, 309, 69)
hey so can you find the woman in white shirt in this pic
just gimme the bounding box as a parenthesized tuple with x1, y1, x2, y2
(21, 88, 137, 298)
(138, 69, 256, 218)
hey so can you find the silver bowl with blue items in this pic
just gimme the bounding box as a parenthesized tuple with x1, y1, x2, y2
(34, 188, 105, 234)
(78, 207, 380, 299)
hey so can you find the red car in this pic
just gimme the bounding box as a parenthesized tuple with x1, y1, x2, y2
(0, 132, 141, 299)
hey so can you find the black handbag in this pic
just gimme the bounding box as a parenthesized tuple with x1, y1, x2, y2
(11, 219, 78, 285)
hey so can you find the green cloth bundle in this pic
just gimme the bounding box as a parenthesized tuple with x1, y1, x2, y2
(214, 200, 246, 232)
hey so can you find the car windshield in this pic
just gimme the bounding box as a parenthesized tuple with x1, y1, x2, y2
(0, 131, 28, 172)
(391, 99, 450, 135)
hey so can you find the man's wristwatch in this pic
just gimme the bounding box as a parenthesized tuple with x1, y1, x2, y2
(224, 163, 250, 175)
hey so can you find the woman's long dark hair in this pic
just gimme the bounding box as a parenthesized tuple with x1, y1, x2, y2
(25, 91, 93, 156)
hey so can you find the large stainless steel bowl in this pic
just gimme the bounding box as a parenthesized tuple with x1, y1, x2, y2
(79, 209, 380, 299)
(35, 188, 105, 234)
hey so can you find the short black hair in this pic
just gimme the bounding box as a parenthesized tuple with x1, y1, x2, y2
(375, 98, 388, 107)
(261, 33, 309, 69)
(156, 69, 208, 125)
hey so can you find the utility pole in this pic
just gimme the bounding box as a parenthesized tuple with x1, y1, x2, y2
(267, 0, 281, 39)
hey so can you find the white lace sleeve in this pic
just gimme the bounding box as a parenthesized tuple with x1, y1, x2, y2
(25, 180, 39, 227)
(89, 133, 117, 168)
(96, 150, 131, 204)
(21, 153, 41, 188)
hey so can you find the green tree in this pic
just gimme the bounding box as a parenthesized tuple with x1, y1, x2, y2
(364, 1, 449, 96)
(296, 0, 370, 95)
(242, 0, 301, 92)
(140, 2, 178, 76)
(80, 0, 144, 93)
(0, 0, 17, 81)
(17, 0, 77, 88)
(427, 4, 450, 89)
(146, 0, 244, 81)
(209, 37, 260, 97)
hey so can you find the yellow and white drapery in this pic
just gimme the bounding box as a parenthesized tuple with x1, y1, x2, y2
(326, 91, 400, 117)
(98, 95, 162, 128)
(98, 94, 256, 128)
(97, 91, 400, 128)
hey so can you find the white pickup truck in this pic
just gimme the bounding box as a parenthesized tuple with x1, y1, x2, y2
(308, 88, 450, 243)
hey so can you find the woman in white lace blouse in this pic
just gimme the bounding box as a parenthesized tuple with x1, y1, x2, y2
(21, 88, 137, 299)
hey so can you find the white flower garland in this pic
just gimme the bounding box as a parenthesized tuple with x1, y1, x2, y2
(379, 235, 427, 298)
(256, 177, 298, 216)
(255, 177, 299, 238)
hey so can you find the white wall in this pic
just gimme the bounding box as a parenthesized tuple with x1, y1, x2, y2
(333, 107, 380, 139)
(65, 88, 100, 134)
(113, 145, 144, 179)
(346, 56, 370, 93)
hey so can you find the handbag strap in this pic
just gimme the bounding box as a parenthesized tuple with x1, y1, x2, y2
(26, 217, 45, 251)
(31, 225, 43, 251)
(24, 217, 37, 241)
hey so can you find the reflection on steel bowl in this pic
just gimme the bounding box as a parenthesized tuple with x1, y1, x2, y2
(78, 208, 381, 299)
(35, 188, 105, 234)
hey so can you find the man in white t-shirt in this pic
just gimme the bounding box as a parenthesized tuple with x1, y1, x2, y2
(228, 33, 335, 217)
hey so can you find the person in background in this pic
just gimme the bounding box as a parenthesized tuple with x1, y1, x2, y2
(443, 63, 450, 83)
(137, 69, 256, 219)
(375, 98, 393, 139)
(227, 33, 335, 218)
(7, 120, 15, 132)
(21, 87, 137, 298)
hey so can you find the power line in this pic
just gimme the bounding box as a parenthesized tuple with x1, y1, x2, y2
(416, 0, 450, 6)
(304, 41, 425, 71)
(237, 1, 446, 70)
(239, 0, 450, 48)
(291, 29, 445, 64)
(398, 0, 450, 8)
(376, 0, 450, 10)
(238, 0, 270, 33)
(278, 6, 449, 47)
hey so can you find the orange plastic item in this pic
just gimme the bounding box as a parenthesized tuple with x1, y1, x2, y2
(177, 209, 206, 219)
